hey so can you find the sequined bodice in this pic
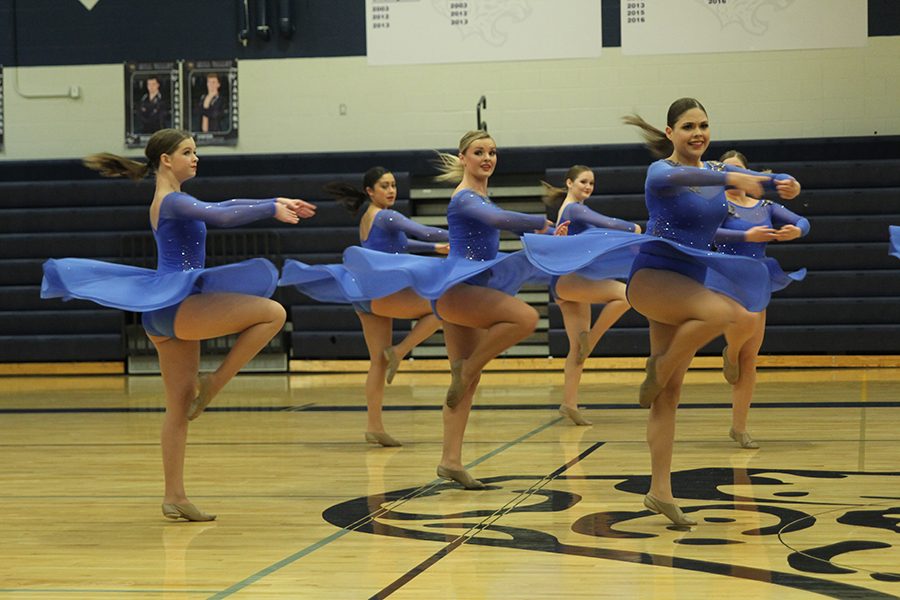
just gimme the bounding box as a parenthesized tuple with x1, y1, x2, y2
(645, 160, 728, 250)
(446, 189, 546, 261)
(154, 212, 207, 273)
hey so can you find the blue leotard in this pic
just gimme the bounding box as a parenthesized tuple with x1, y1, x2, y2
(362, 209, 448, 254)
(42, 192, 280, 337)
(715, 198, 809, 294)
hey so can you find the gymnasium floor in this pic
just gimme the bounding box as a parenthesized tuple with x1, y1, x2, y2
(1, 367, 898, 599)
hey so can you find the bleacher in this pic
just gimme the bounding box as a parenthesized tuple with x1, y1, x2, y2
(1, 138, 898, 371)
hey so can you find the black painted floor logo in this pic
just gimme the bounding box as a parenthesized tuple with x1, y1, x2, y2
(324, 467, 900, 598)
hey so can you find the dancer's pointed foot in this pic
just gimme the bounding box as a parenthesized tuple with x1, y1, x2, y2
(576, 330, 591, 364)
(638, 356, 662, 408)
(365, 431, 403, 447)
(383, 346, 400, 385)
(643, 494, 696, 527)
(722, 346, 740, 385)
(729, 427, 759, 449)
(437, 465, 485, 490)
(161, 502, 216, 522)
(188, 374, 215, 421)
(445, 359, 466, 409)
(558, 405, 592, 426)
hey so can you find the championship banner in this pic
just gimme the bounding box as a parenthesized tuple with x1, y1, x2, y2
(622, 0, 867, 56)
(124, 61, 181, 148)
(184, 59, 239, 147)
(366, 0, 602, 66)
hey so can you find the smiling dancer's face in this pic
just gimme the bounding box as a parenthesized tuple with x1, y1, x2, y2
(460, 137, 497, 180)
(666, 107, 710, 165)
(162, 138, 198, 183)
(567, 170, 595, 202)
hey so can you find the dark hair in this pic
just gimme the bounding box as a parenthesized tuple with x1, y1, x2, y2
(719, 149, 748, 168)
(324, 166, 392, 215)
(83, 128, 192, 181)
(622, 97, 708, 158)
(540, 165, 593, 213)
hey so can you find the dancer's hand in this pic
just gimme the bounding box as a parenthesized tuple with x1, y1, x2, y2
(553, 220, 570, 236)
(277, 197, 317, 219)
(774, 177, 801, 200)
(435, 243, 450, 254)
(633, 223, 643, 234)
(274, 202, 301, 224)
(726, 172, 769, 198)
(744, 226, 779, 242)
(774, 224, 803, 241)
(534, 219, 555, 234)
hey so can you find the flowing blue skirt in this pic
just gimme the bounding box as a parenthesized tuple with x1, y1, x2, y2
(890, 225, 900, 260)
(522, 228, 773, 312)
(279, 246, 548, 303)
(41, 257, 279, 312)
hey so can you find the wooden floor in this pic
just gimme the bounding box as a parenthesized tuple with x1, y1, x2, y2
(1, 367, 898, 599)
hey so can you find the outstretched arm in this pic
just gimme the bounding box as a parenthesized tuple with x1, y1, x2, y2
(376, 209, 449, 242)
(457, 192, 547, 233)
(162, 193, 314, 227)
(567, 203, 640, 233)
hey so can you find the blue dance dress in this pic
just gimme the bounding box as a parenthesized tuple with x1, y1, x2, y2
(890, 225, 900, 260)
(524, 160, 795, 312)
(41, 192, 280, 337)
(547, 201, 641, 298)
(279, 207, 449, 309)
(715, 198, 810, 293)
(280, 189, 548, 303)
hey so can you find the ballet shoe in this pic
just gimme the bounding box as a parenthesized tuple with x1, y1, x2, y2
(722, 347, 740, 385)
(187, 374, 214, 421)
(729, 428, 759, 449)
(576, 330, 591, 364)
(445, 359, 466, 409)
(558, 405, 592, 426)
(365, 431, 402, 447)
(638, 356, 662, 408)
(437, 465, 486, 490)
(383, 346, 400, 385)
(161, 502, 216, 522)
(643, 494, 696, 527)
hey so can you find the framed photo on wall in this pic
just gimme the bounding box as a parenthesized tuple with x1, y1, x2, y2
(124, 61, 181, 148)
(0, 65, 5, 152)
(184, 59, 238, 146)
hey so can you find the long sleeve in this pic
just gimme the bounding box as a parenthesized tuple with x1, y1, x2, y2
(377, 209, 449, 242)
(405, 239, 441, 253)
(456, 192, 546, 233)
(771, 204, 810, 236)
(567, 203, 639, 233)
(714, 227, 748, 245)
(161, 192, 277, 228)
(647, 162, 728, 192)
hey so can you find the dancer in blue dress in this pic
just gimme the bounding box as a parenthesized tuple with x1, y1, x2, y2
(622, 99, 800, 525)
(890, 225, 900, 259)
(540, 166, 640, 425)
(41, 129, 316, 521)
(322, 167, 449, 447)
(715, 150, 809, 449)
(430, 130, 557, 488)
